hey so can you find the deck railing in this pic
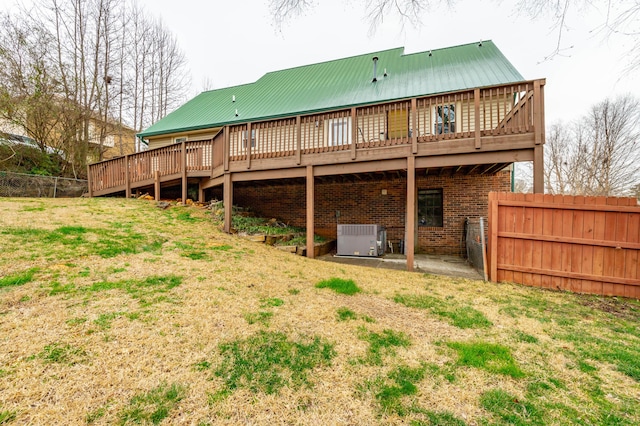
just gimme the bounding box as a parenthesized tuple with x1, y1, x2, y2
(88, 79, 543, 195)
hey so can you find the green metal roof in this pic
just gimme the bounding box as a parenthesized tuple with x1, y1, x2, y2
(139, 40, 525, 138)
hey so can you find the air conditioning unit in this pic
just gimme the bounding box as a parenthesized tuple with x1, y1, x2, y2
(336, 224, 386, 257)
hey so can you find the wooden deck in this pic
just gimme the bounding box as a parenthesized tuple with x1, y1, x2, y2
(87, 79, 546, 270)
(88, 79, 545, 198)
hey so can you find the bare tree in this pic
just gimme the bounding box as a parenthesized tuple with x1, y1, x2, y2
(0, 0, 190, 176)
(545, 95, 640, 196)
(269, 0, 640, 70)
(0, 13, 64, 154)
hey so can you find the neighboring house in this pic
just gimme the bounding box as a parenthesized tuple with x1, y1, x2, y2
(1, 115, 137, 163)
(85, 117, 138, 162)
(87, 41, 545, 268)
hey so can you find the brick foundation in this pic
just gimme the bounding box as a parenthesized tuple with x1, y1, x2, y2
(229, 170, 511, 256)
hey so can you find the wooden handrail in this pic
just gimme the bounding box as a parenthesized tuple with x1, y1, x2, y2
(88, 79, 544, 195)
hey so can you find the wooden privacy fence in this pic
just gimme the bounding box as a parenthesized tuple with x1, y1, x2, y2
(488, 192, 640, 298)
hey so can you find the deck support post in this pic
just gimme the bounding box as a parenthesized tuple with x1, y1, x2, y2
(306, 165, 315, 259)
(181, 140, 187, 205)
(406, 156, 416, 271)
(124, 155, 131, 199)
(154, 170, 160, 201)
(86, 165, 93, 197)
(533, 144, 544, 193)
(223, 173, 233, 233)
(198, 183, 205, 203)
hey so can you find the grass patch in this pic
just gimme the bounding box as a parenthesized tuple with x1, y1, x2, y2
(337, 307, 358, 321)
(182, 251, 208, 260)
(0, 408, 17, 424)
(34, 342, 87, 365)
(555, 330, 640, 381)
(244, 311, 273, 326)
(176, 211, 199, 223)
(336, 307, 374, 322)
(0, 267, 38, 288)
(213, 331, 335, 395)
(316, 277, 361, 295)
(375, 364, 426, 416)
(394, 294, 492, 329)
(359, 364, 464, 423)
(66, 317, 88, 326)
(1, 224, 151, 260)
(49, 281, 76, 296)
(118, 382, 185, 425)
(412, 411, 467, 425)
(94, 312, 126, 329)
(480, 389, 543, 425)
(358, 327, 411, 365)
(260, 297, 284, 307)
(87, 275, 182, 306)
(514, 330, 539, 343)
(447, 341, 525, 378)
(85, 406, 106, 423)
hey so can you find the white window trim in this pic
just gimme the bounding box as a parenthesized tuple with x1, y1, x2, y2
(326, 117, 352, 147)
(432, 102, 460, 135)
(242, 128, 257, 149)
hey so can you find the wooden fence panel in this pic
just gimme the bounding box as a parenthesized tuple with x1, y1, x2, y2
(488, 192, 640, 298)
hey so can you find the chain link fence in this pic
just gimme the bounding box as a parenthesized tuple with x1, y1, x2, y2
(465, 217, 488, 280)
(0, 171, 87, 198)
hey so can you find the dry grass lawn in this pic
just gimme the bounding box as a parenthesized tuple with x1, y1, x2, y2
(0, 197, 639, 425)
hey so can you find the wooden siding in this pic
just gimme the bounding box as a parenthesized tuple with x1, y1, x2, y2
(88, 80, 544, 196)
(488, 192, 640, 298)
(147, 130, 221, 150)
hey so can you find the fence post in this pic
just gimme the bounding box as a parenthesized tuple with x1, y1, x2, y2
(53, 177, 58, 198)
(488, 193, 499, 282)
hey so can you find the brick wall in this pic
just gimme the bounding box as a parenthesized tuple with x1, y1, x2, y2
(232, 170, 511, 256)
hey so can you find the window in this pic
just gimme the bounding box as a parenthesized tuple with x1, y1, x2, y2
(327, 117, 351, 146)
(434, 104, 456, 134)
(174, 137, 187, 144)
(387, 108, 409, 139)
(418, 189, 443, 227)
(242, 129, 256, 148)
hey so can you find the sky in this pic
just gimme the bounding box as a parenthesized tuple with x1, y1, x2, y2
(4, 0, 638, 126)
(132, 0, 639, 127)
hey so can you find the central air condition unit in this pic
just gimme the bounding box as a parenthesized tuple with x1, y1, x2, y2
(336, 224, 386, 257)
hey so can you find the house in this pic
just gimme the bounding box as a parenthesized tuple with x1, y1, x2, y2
(1, 114, 138, 164)
(87, 41, 545, 270)
(85, 117, 138, 162)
